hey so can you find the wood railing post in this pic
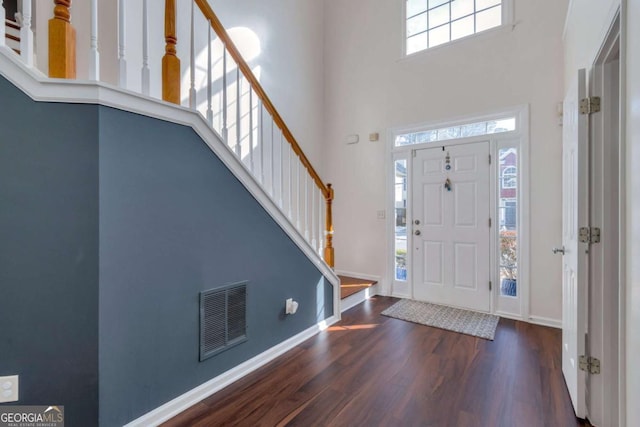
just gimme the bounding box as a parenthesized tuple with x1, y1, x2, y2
(162, 0, 180, 104)
(324, 184, 335, 268)
(49, 0, 76, 78)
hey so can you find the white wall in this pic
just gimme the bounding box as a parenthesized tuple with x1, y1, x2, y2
(323, 0, 568, 322)
(203, 0, 326, 169)
(624, 0, 640, 422)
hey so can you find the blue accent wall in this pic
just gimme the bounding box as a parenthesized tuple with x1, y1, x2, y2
(98, 106, 333, 426)
(0, 77, 100, 426)
(0, 75, 333, 427)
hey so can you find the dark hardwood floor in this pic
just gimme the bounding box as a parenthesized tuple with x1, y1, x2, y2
(163, 296, 585, 427)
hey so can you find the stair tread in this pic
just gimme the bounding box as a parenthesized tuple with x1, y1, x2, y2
(338, 275, 377, 299)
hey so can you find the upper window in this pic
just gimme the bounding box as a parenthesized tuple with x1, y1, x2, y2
(406, 0, 504, 55)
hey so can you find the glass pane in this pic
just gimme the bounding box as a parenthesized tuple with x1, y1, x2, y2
(429, 24, 450, 47)
(487, 117, 516, 133)
(436, 125, 460, 140)
(476, 0, 501, 11)
(476, 5, 502, 32)
(451, 15, 475, 40)
(407, 13, 428, 37)
(395, 160, 408, 281)
(499, 147, 517, 297)
(460, 121, 488, 137)
(407, 0, 428, 17)
(429, 0, 449, 9)
(406, 31, 429, 55)
(451, 0, 474, 20)
(429, 4, 450, 29)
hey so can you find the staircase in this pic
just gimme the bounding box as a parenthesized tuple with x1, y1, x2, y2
(0, 2, 341, 426)
(0, 0, 335, 273)
(4, 19, 19, 54)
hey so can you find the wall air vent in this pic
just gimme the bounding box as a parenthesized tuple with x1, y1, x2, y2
(200, 281, 248, 361)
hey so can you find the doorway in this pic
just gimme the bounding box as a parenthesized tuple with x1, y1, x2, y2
(560, 13, 621, 426)
(412, 141, 491, 312)
(389, 108, 529, 317)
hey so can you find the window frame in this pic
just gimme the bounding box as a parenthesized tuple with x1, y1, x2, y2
(401, 0, 514, 58)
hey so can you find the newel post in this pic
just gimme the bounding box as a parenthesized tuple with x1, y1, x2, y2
(162, 0, 180, 104)
(49, 0, 76, 78)
(324, 184, 335, 268)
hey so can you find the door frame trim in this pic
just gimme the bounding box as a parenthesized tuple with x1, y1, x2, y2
(386, 105, 530, 319)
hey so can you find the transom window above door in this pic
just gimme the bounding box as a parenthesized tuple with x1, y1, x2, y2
(405, 0, 508, 55)
(394, 116, 516, 147)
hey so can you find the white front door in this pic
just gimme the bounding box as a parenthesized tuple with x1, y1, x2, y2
(412, 141, 491, 312)
(561, 69, 589, 418)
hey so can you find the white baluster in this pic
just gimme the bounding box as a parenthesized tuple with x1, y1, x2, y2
(270, 119, 275, 197)
(296, 159, 301, 230)
(248, 88, 254, 173)
(141, 0, 150, 95)
(279, 133, 284, 208)
(20, 0, 33, 67)
(259, 102, 264, 185)
(318, 190, 323, 254)
(311, 185, 317, 250)
(88, 0, 99, 80)
(222, 47, 228, 142)
(288, 145, 293, 219)
(235, 68, 241, 157)
(0, 1, 5, 48)
(118, 0, 127, 88)
(206, 23, 213, 124)
(304, 173, 309, 240)
(189, 0, 196, 109)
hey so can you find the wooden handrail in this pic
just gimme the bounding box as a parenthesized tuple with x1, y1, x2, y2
(194, 0, 329, 199)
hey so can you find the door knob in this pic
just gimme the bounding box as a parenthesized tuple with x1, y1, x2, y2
(552, 247, 565, 255)
(415, 230, 421, 236)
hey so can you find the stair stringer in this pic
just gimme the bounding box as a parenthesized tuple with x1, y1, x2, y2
(0, 46, 340, 318)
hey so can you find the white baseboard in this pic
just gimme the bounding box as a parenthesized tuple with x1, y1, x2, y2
(528, 315, 562, 329)
(124, 315, 340, 427)
(341, 284, 379, 313)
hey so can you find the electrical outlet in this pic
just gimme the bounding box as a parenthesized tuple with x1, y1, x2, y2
(0, 375, 19, 403)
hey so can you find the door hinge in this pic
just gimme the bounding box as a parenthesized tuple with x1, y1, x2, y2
(489, 218, 492, 227)
(579, 96, 601, 114)
(489, 154, 492, 164)
(579, 226, 601, 244)
(579, 355, 601, 374)
(489, 281, 492, 291)
(412, 149, 416, 158)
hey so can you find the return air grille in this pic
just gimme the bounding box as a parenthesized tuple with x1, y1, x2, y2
(200, 282, 248, 361)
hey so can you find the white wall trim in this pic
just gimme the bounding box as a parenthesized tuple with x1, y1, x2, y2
(123, 315, 340, 427)
(0, 47, 340, 314)
(527, 315, 562, 329)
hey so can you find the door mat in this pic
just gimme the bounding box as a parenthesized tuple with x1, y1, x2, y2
(381, 299, 499, 340)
